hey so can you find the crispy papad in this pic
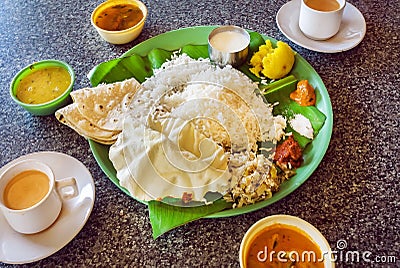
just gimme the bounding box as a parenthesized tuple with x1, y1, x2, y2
(109, 116, 231, 202)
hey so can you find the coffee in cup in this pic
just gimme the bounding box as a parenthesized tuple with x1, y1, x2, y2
(0, 159, 79, 234)
(3, 169, 50, 210)
(299, 0, 346, 40)
(305, 0, 340, 12)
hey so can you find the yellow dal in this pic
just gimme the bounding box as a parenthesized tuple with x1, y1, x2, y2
(16, 67, 71, 104)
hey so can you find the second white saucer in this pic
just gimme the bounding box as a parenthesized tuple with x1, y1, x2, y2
(276, 0, 366, 53)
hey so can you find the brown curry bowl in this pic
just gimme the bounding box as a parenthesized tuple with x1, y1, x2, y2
(239, 214, 335, 268)
(91, 0, 148, 44)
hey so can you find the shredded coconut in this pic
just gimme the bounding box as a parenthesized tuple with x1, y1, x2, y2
(289, 114, 313, 139)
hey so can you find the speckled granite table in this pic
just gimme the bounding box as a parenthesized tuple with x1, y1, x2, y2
(0, 0, 399, 267)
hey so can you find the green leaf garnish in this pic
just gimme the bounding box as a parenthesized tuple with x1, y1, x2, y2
(149, 198, 232, 239)
(180, 44, 209, 59)
(147, 48, 174, 70)
(263, 75, 326, 148)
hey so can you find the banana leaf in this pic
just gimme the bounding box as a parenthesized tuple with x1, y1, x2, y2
(149, 197, 232, 239)
(238, 31, 266, 82)
(263, 75, 326, 148)
(180, 44, 209, 59)
(87, 31, 326, 238)
(147, 48, 174, 70)
(88, 55, 153, 85)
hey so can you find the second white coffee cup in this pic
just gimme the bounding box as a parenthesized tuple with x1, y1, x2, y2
(0, 159, 79, 234)
(299, 0, 346, 40)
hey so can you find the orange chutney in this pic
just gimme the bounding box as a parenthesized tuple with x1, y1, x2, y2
(290, 80, 317, 106)
(245, 224, 325, 268)
(95, 4, 144, 31)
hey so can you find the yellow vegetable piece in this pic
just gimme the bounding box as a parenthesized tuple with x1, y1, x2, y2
(249, 40, 295, 80)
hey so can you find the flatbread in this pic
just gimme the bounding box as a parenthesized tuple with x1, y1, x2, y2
(71, 78, 140, 131)
(56, 103, 120, 143)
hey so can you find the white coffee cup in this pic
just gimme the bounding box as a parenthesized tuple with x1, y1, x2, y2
(0, 159, 79, 234)
(299, 0, 346, 40)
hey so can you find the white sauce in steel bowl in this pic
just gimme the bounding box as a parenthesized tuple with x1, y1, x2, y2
(209, 30, 249, 52)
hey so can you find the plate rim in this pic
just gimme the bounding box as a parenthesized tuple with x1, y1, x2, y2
(88, 25, 333, 218)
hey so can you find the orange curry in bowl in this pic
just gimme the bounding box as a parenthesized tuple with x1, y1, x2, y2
(244, 223, 325, 268)
(94, 3, 144, 31)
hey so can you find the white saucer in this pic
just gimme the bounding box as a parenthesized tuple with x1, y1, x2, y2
(276, 0, 366, 53)
(0, 152, 95, 264)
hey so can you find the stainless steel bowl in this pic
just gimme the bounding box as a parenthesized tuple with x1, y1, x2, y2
(208, 25, 250, 67)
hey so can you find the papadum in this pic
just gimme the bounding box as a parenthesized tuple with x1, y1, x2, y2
(109, 116, 230, 202)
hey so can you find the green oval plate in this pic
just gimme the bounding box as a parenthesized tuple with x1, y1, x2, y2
(88, 26, 333, 218)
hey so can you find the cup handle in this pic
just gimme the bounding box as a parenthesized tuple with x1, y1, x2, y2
(56, 177, 79, 200)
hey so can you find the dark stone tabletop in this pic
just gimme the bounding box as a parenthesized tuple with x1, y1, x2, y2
(0, 0, 398, 267)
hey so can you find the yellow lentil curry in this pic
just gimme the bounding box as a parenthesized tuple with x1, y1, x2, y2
(95, 4, 144, 31)
(16, 67, 71, 104)
(245, 224, 325, 268)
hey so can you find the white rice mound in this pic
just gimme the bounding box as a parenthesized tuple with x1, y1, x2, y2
(128, 54, 286, 150)
(111, 53, 287, 204)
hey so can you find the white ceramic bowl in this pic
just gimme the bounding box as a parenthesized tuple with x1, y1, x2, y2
(239, 215, 335, 268)
(91, 0, 148, 44)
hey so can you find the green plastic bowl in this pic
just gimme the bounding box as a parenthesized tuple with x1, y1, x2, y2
(10, 60, 75, 116)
